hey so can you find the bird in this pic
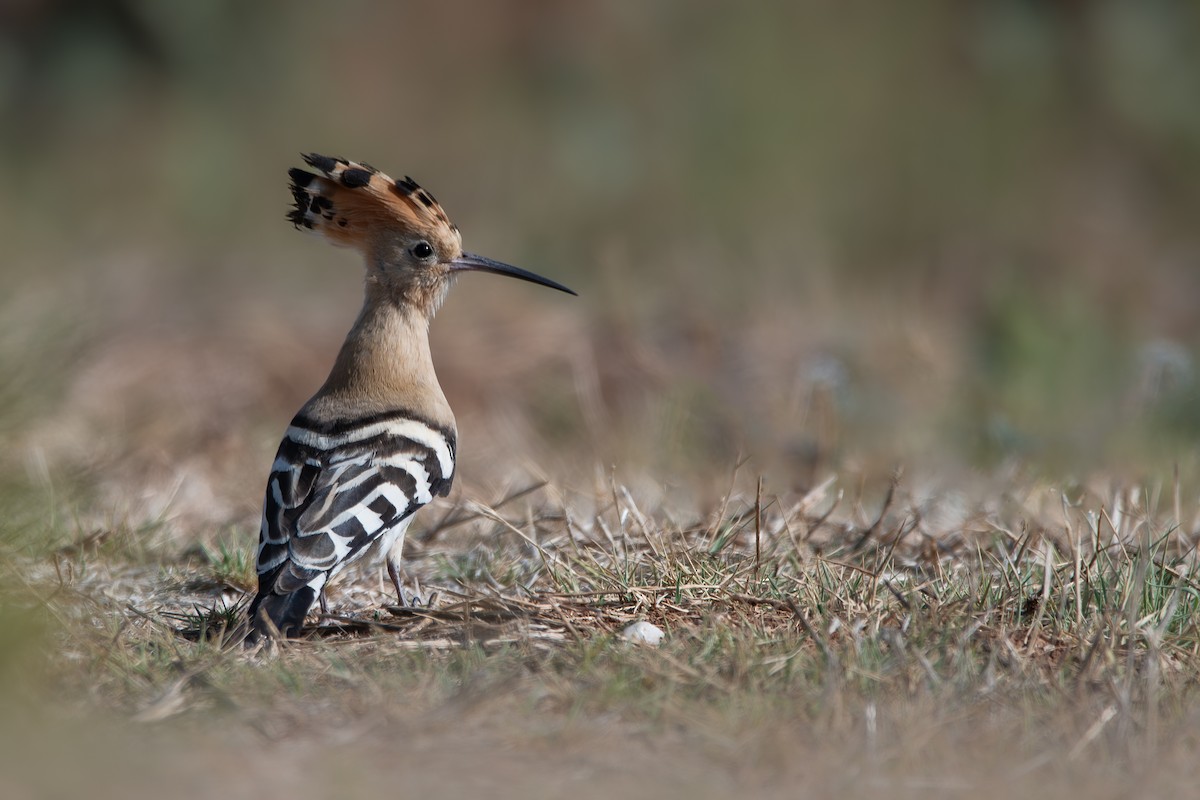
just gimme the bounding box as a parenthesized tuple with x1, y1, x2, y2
(245, 153, 575, 643)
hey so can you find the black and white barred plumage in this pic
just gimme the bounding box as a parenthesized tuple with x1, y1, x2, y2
(247, 409, 455, 639)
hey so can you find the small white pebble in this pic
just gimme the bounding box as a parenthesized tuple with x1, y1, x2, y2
(621, 621, 665, 646)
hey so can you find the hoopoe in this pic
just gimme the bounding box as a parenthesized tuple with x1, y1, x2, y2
(245, 153, 574, 642)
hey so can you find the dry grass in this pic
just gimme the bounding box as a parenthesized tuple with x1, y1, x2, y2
(4, 239, 1200, 799)
(0, 264, 1197, 799)
(6, 369, 1200, 799)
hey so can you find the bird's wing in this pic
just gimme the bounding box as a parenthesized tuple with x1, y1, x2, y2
(255, 411, 456, 596)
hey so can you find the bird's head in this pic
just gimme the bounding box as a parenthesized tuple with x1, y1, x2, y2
(288, 153, 575, 314)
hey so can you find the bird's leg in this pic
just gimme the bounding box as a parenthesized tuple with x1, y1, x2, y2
(387, 558, 408, 608)
(319, 590, 329, 615)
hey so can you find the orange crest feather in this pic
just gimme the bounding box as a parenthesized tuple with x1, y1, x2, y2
(287, 153, 459, 253)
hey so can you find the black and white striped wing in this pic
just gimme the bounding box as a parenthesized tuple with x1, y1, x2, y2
(255, 412, 456, 598)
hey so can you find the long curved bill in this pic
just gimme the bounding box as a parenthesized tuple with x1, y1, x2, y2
(449, 252, 576, 296)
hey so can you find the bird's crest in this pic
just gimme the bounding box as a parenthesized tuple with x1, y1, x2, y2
(287, 153, 459, 253)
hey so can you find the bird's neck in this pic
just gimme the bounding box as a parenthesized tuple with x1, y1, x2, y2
(306, 282, 454, 429)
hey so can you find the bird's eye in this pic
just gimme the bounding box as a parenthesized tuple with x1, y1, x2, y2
(411, 242, 434, 259)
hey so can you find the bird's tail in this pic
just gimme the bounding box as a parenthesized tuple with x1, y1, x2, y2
(244, 585, 317, 645)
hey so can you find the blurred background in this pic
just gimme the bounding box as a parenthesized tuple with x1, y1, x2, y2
(4, 6, 1200, 795)
(3, 0, 1200, 534)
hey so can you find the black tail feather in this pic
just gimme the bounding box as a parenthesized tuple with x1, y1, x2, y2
(244, 586, 317, 644)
